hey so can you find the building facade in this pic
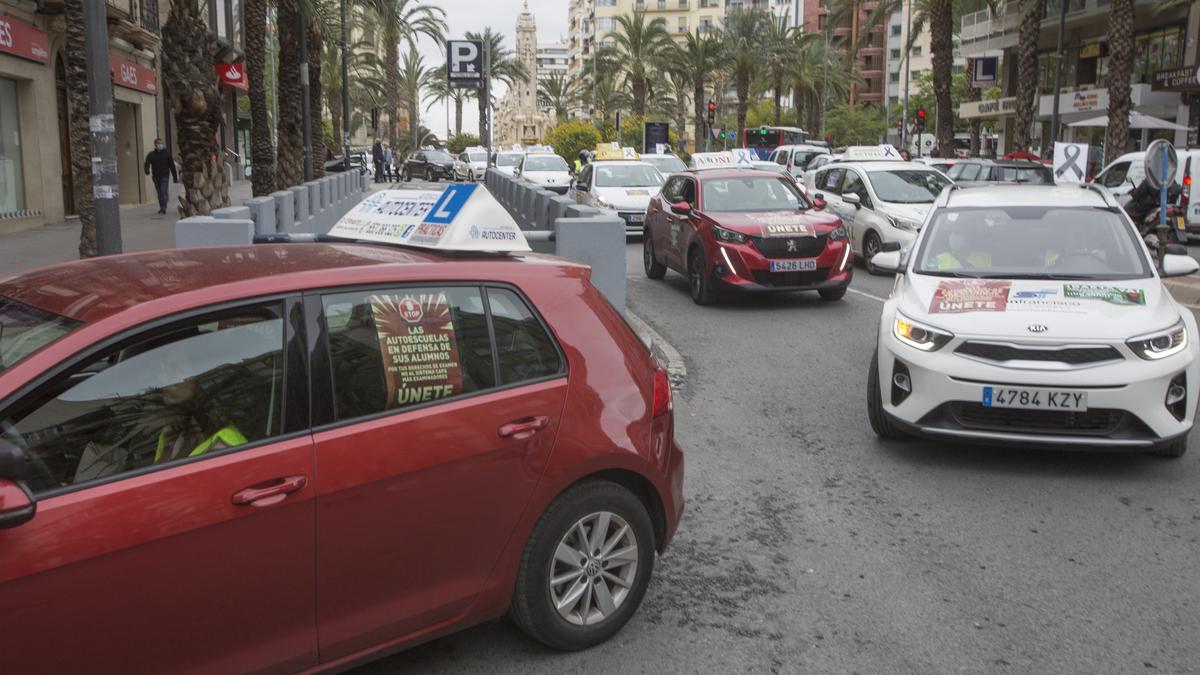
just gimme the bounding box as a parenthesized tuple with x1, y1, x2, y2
(495, 4, 555, 146)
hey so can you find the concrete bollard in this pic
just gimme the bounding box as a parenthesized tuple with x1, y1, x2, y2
(244, 196, 276, 235)
(531, 189, 556, 230)
(289, 185, 310, 232)
(565, 203, 602, 219)
(548, 195, 577, 227)
(555, 216, 627, 312)
(321, 177, 332, 211)
(272, 190, 296, 233)
(175, 216, 255, 248)
(305, 180, 322, 220)
(211, 205, 252, 222)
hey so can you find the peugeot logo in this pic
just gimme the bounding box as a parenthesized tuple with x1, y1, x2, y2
(786, 240, 797, 253)
(1027, 324, 1048, 333)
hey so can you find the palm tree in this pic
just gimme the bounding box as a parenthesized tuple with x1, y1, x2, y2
(763, 12, 794, 127)
(464, 27, 528, 146)
(1013, 0, 1045, 152)
(674, 30, 723, 151)
(363, 0, 446, 148)
(307, 17, 326, 177)
(396, 47, 431, 149)
(722, 9, 768, 141)
(275, 0, 305, 189)
(538, 71, 577, 121)
(927, 0, 955, 154)
(244, 0, 274, 196)
(610, 10, 672, 117)
(423, 65, 473, 137)
(61, 0, 96, 256)
(1104, 0, 1135, 158)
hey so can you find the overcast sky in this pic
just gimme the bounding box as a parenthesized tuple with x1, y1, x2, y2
(416, 0, 569, 140)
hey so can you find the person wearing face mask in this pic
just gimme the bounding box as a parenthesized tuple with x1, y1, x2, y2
(144, 138, 178, 215)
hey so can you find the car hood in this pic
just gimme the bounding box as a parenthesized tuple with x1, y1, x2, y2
(706, 209, 842, 236)
(899, 275, 1180, 341)
(526, 171, 572, 184)
(596, 186, 656, 209)
(878, 202, 933, 224)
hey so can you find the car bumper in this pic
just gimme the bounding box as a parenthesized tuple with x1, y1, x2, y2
(876, 331, 1199, 448)
(711, 238, 854, 291)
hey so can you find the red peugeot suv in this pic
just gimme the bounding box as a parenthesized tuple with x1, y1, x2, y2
(0, 243, 683, 673)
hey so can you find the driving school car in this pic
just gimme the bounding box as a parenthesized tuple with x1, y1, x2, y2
(574, 147, 665, 236)
(868, 184, 1200, 457)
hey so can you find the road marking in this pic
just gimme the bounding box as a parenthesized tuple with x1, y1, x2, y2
(848, 287, 887, 303)
(626, 311, 687, 383)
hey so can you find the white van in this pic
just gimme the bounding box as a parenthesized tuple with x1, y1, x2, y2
(1093, 149, 1200, 239)
(767, 144, 835, 181)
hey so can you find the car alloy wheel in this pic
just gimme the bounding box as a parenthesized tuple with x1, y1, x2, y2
(549, 511, 639, 626)
(644, 234, 666, 279)
(864, 231, 881, 261)
(426, 167, 435, 182)
(688, 248, 713, 305)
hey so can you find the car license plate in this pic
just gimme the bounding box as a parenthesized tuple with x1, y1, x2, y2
(769, 259, 817, 272)
(982, 386, 1087, 411)
(626, 214, 644, 223)
(1176, 215, 1186, 231)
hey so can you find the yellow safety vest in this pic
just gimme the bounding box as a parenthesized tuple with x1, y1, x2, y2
(934, 250, 991, 270)
(154, 425, 247, 464)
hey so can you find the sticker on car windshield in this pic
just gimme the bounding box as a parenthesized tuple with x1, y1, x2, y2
(371, 292, 463, 407)
(1062, 284, 1146, 306)
(929, 280, 1011, 314)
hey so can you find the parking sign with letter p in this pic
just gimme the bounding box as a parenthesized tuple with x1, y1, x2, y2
(447, 39, 484, 89)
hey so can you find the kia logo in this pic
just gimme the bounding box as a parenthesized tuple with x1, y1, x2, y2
(1027, 324, 1048, 333)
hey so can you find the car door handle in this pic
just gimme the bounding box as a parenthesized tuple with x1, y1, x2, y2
(498, 416, 551, 440)
(232, 475, 307, 508)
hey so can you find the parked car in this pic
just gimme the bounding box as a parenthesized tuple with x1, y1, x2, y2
(492, 151, 526, 177)
(945, 159, 1054, 186)
(639, 154, 688, 181)
(401, 149, 456, 182)
(573, 160, 665, 236)
(0, 237, 684, 671)
(516, 153, 574, 194)
(767, 144, 834, 181)
(453, 148, 489, 181)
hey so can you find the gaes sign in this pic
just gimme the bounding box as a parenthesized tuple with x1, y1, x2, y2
(109, 56, 157, 95)
(0, 16, 49, 65)
(447, 39, 484, 89)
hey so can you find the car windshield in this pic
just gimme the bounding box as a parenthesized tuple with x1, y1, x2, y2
(997, 165, 1053, 184)
(643, 156, 687, 173)
(428, 151, 453, 162)
(524, 155, 569, 172)
(867, 169, 952, 203)
(595, 164, 663, 187)
(914, 206, 1152, 280)
(792, 151, 824, 168)
(496, 153, 523, 166)
(702, 176, 811, 212)
(468, 152, 487, 162)
(0, 296, 82, 373)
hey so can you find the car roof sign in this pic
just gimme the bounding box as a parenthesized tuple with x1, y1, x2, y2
(594, 145, 640, 161)
(327, 184, 531, 252)
(842, 144, 903, 161)
(691, 151, 736, 168)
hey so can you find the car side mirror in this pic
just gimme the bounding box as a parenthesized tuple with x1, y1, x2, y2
(0, 441, 35, 529)
(880, 240, 902, 253)
(869, 249, 903, 274)
(842, 193, 862, 208)
(670, 201, 692, 216)
(812, 196, 827, 210)
(1161, 253, 1200, 277)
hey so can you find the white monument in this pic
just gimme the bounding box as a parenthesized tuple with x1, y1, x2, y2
(495, 2, 555, 147)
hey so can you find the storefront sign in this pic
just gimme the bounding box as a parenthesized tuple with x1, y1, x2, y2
(959, 96, 1018, 119)
(1151, 65, 1200, 92)
(215, 62, 249, 91)
(969, 57, 998, 89)
(0, 15, 50, 65)
(109, 56, 157, 95)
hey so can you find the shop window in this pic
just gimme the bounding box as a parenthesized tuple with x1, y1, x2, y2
(0, 78, 25, 214)
(890, 48, 900, 60)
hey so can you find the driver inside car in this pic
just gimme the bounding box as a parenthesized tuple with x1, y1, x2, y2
(932, 230, 992, 270)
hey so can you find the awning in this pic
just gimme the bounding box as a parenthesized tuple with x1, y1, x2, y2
(1067, 111, 1190, 131)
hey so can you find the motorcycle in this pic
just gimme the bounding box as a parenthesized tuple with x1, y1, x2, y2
(1122, 180, 1187, 248)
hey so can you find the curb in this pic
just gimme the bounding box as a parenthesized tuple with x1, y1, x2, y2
(626, 311, 687, 384)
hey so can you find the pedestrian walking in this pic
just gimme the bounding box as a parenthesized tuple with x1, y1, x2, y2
(383, 143, 393, 182)
(372, 139, 384, 183)
(144, 138, 178, 215)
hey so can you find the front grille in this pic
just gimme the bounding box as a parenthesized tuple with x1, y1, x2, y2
(750, 269, 830, 287)
(752, 234, 826, 258)
(949, 402, 1124, 435)
(956, 342, 1123, 365)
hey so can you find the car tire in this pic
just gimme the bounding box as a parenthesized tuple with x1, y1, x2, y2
(868, 352, 907, 440)
(1150, 435, 1188, 458)
(863, 231, 883, 271)
(426, 167, 437, 182)
(818, 286, 847, 301)
(644, 232, 667, 280)
(510, 480, 655, 651)
(402, 167, 411, 182)
(688, 247, 714, 305)
(468, 170, 475, 182)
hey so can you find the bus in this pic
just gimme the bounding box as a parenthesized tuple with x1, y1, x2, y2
(744, 126, 810, 159)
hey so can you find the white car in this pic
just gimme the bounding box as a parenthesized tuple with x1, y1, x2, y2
(809, 160, 952, 262)
(767, 144, 834, 181)
(573, 160, 665, 236)
(453, 148, 488, 181)
(639, 154, 687, 181)
(515, 153, 573, 194)
(867, 183, 1200, 457)
(492, 151, 525, 176)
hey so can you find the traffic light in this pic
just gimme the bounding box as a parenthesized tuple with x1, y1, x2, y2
(719, 127, 726, 140)
(707, 99, 716, 124)
(915, 108, 926, 132)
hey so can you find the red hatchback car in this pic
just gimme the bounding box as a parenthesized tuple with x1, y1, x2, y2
(0, 244, 683, 673)
(643, 168, 852, 304)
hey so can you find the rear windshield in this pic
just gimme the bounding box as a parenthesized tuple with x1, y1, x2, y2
(0, 296, 82, 373)
(496, 153, 523, 166)
(524, 155, 569, 172)
(643, 156, 687, 173)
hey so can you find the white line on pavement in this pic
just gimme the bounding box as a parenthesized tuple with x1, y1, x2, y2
(847, 287, 887, 303)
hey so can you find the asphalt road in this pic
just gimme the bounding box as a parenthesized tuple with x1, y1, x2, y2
(358, 239, 1200, 674)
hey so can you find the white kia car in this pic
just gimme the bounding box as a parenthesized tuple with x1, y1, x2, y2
(867, 184, 1200, 457)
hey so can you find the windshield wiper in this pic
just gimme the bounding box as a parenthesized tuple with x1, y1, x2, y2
(920, 270, 982, 278)
(976, 273, 1097, 280)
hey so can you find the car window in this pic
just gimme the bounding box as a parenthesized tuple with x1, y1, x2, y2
(1098, 161, 1130, 188)
(0, 296, 82, 374)
(842, 170, 872, 209)
(997, 166, 1052, 184)
(661, 176, 684, 203)
(818, 168, 845, 192)
(949, 164, 980, 180)
(594, 164, 663, 187)
(702, 176, 808, 212)
(486, 289, 563, 385)
(643, 156, 687, 173)
(866, 169, 951, 203)
(1, 304, 287, 496)
(322, 286, 495, 421)
(773, 150, 787, 166)
(680, 178, 698, 208)
(497, 153, 523, 167)
(524, 155, 570, 172)
(792, 150, 822, 169)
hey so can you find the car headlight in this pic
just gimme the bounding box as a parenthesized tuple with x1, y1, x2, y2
(1127, 321, 1189, 360)
(829, 225, 847, 241)
(888, 215, 921, 231)
(596, 195, 610, 207)
(893, 313, 954, 352)
(713, 225, 748, 244)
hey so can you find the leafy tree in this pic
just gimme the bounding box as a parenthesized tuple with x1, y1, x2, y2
(447, 133, 481, 154)
(361, 0, 446, 148)
(538, 71, 578, 121)
(610, 10, 672, 116)
(464, 28, 528, 145)
(824, 103, 887, 146)
(672, 30, 724, 151)
(1104, 0, 1135, 157)
(722, 9, 770, 141)
(545, 120, 601, 166)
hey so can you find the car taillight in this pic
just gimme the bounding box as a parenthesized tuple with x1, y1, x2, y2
(652, 367, 672, 418)
(1184, 173, 1192, 208)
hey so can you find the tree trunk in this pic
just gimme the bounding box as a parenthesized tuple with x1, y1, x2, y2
(1104, 0, 1135, 160)
(478, 90, 488, 144)
(930, 0, 955, 157)
(275, 0, 304, 189)
(793, 87, 803, 128)
(163, 0, 229, 216)
(328, 85, 342, 155)
(385, 24, 401, 148)
(736, 72, 750, 142)
(1013, 0, 1046, 153)
(62, 0, 96, 257)
(772, 65, 783, 127)
(244, 0, 274, 196)
(455, 97, 463, 136)
(633, 74, 646, 117)
(693, 80, 706, 149)
(308, 20, 325, 178)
